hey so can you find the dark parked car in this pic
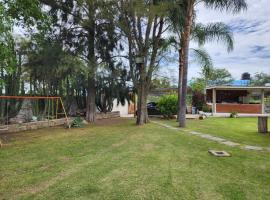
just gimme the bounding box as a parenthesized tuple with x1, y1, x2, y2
(135, 102, 161, 116)
(147, 102, 161, 115)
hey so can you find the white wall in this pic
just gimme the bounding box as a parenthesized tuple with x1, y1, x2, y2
(111, 99, 129, 116)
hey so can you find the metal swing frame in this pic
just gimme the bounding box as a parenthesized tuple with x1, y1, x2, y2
(0, 96, 69, 130)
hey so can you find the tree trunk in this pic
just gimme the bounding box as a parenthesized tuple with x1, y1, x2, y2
(177, 48, 182, 121)
(258, 116, 268, 134)
(136, 85, 148, 125)
(179, 0, 195, 128)
(136, 63, 149, 125)
(86, 4, 96, 123)
(86, 76, 96, 122)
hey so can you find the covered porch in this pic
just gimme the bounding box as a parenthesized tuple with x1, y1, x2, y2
(206, 86, 270, 115)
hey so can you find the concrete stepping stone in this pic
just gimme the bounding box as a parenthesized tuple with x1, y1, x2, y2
(265, 147, 270, 152)
(189, 131, 202, 135)
(199, 134, 215, 139)
(207, 136, 226, 142)
(221, 141, 240, 147)
(199, 134, 226, 142)
(243, 145, 263, 151)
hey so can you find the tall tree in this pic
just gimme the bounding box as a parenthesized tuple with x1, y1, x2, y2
(251, 73, 270, 86)
(41, 0, 118, 122)
(0, 0, 46, 93)
(172, 0, 247, 127)
(118, 0, 171, 125)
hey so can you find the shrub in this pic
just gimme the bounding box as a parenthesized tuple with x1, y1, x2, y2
(230, 111, 238, 118)
(157, 94, 178, 119)
(71, 117, 83, 128)
(202, 104, 212, 113)
(192, 91, 205, 110)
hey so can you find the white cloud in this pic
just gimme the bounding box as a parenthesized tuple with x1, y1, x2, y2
(189, 0, 270, 79)
(162, 0, 270, 82)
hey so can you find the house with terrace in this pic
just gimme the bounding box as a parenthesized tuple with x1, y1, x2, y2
(206, 80, 270, 116)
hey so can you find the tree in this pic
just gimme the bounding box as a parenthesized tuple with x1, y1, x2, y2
(208, 68, 233, 85)
(172, 0, 247, 127)
(190, 67, 233, 110)
(117, 0, 172, 125)
(95, 64, 131, 113)
(169, 15, 233, 122)
(151, 77, 171, 90)
(0, 0, 46, 95)
(251, 73, 270, 86)
(40, 0, 118, 122)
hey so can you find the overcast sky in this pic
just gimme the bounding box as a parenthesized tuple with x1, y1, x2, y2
(162, 0, 270, 82)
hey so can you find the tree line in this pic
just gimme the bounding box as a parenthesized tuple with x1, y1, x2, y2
(0, 0, 247, 126)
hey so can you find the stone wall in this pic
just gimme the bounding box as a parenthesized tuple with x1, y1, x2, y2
(0, 112, 120, 134)
(96, 111, 120, 119)
(0, 118, 68, 134)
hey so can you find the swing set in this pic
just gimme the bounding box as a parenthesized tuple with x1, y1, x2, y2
(0, 96, 69, 132)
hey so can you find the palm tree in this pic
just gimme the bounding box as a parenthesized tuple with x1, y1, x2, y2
(172, 0, 247, 127)
(169, 20, 234, 121)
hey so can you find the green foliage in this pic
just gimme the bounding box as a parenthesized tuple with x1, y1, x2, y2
(186, 95, 192, 106)
(230, 111, 238, 118)
(192, 91, 205, 110)
(190, 78, 205, 93)
(96, 65, 131, 113)
(251, 73, 270, 86)
(71, 117, 83, 128)
(151, 77, 171, 90)
(199, 66, 233, 86)
(208, 68, 233, 85)
(191, 48, 213, 70)
(0, 4, 16, 75)
(202, 104, 211, 113)
(147, 95, 161, 103)
(157, 94, 178, 119)
(192, 22, 234, 52)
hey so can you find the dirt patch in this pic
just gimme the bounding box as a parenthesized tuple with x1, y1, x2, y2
(112, 139, 128, 148)
(94, 117, 132, 126)
(143, 143, 155, 151)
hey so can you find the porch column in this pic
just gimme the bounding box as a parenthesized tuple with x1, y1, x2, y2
(261, 89, 265, 114)
(212, 88, 216, 114)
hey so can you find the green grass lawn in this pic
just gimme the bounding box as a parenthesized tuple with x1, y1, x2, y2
(157, 117, 270, 147)
(1, 118, 270, 200)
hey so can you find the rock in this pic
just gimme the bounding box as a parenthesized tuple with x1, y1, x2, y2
(10, 99, 33, 124)
(198, 111, 204, 115)
(68, 99, 79, 116)
(199, 113, 207, 120)
(82, 120, 88, 125)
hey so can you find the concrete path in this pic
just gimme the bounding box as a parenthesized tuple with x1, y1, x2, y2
(152, 121, 269, 152)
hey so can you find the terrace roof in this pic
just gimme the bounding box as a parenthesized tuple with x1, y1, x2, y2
(206, 86, 270, 90)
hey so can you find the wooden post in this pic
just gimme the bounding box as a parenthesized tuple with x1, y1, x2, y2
(258, 116, 268, 134)
(56, 99, 59, 119)
(261, 89, 265, 114)
(134, 94, 136, 118)
(212, 88, 216, 115)
(59, 97, 70, 128)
